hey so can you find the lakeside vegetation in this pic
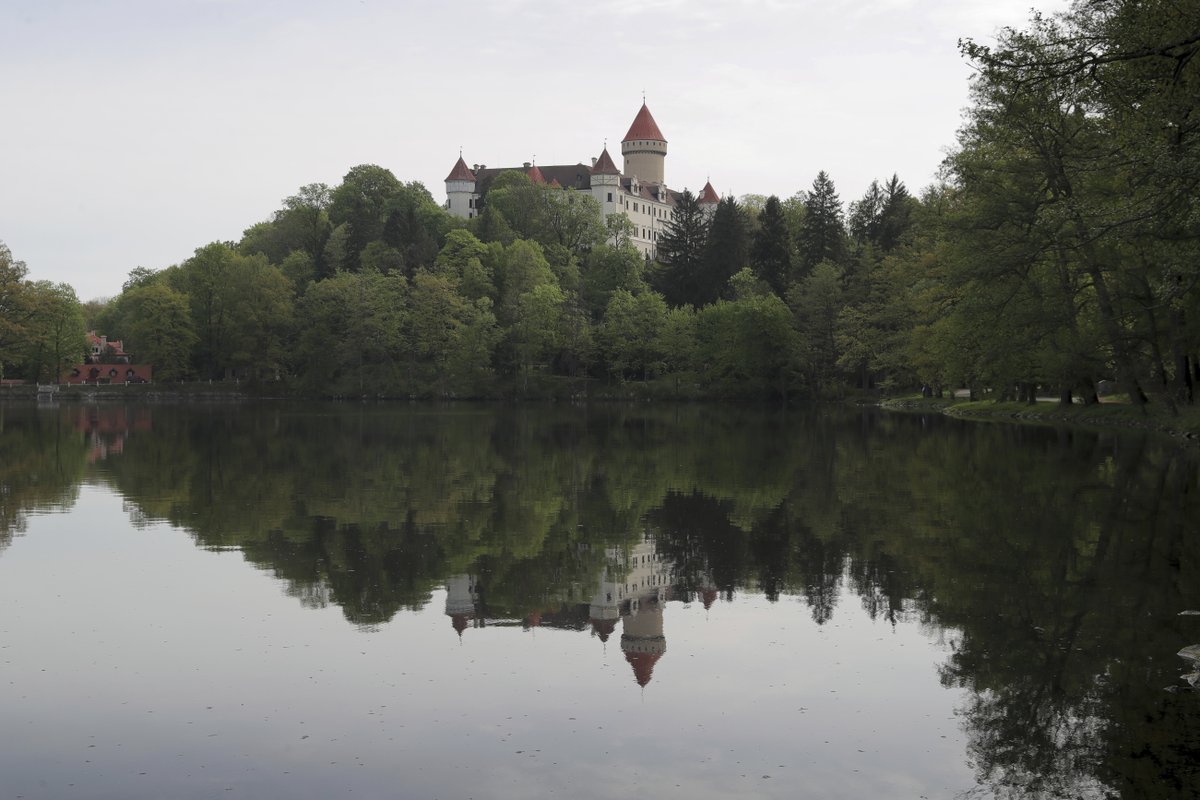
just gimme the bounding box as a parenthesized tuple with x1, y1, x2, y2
(1, 1, 1196, 410)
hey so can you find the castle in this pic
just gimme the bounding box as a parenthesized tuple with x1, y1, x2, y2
(444, 102, 720, 258)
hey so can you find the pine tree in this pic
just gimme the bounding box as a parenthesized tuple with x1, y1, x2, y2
(652, 189, 709, 307)
(694, 197, 749, 306)
(750, 195, 792, 296)
(875, 174, 913, 253)
(795, 171, 846, 277)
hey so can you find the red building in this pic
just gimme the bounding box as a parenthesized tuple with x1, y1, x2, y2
(61, 331, 153, 384)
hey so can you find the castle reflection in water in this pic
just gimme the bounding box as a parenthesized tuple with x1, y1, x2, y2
(446, 535, 717, 687)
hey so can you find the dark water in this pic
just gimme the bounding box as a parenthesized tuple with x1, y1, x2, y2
(1, 402, 1197, 799)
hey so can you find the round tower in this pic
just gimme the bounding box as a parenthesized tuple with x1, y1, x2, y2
(444, 155, 477, 219)
(589, 145, 622, 212)
(621, 102, 667, 185)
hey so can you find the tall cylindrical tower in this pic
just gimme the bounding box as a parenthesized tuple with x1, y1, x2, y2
(621, 102, 667, 185)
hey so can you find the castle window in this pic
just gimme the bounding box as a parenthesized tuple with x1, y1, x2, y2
(607, 192, 613, 202)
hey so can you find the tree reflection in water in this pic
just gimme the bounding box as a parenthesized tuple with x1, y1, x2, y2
(0, 402, 1197, 797)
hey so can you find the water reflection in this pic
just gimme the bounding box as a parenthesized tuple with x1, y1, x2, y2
(0, 401, 1198, 797)
(447, 535, 679, 686)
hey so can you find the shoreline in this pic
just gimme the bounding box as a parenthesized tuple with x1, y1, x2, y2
(5, 384, 1200, 445)
(879, 396, 1200, 446)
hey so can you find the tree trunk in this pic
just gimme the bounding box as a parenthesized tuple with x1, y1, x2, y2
(1083, 260, 1146, 408)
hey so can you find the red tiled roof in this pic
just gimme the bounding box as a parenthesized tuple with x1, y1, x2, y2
(624, 650, 662, 687)
(698, 180, 720, 204)
(527, 163, 546, 185)
(445, 156, 475, 182)
(548, 177, 562, 188)
(622, 102, 666, 143)
(591, 147, 620, 175)
(590, 617, 617, 642)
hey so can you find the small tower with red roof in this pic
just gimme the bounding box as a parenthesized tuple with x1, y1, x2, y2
(621, 102, 667, 185)
(589, 145, 622, 213)
(698, 180, 722, 220)
(444, 155, 478, 219)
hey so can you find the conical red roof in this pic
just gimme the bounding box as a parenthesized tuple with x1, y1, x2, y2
(624, 650, 662, 687)
(622, 103, 666, 143)
(527, 164, 546, 185)
(445, 156, 475, 182)
(591, 147, 620, 175)
(698, 180, 720, 204)
(548, 177, 562, 188)
(590, 617, 618, 643)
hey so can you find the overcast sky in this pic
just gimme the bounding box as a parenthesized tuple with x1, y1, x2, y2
(2, 0, 1067, 301)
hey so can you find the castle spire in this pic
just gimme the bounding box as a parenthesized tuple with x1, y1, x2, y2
(444, 155, 475, 182)
(622, 102, 666, 143)
(621, 102, 667, 184)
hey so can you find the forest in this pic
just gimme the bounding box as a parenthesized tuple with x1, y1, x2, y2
(1, 0, 1196, 405)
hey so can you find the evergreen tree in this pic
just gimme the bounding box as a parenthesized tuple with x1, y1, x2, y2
(796, 171, 846, 277)
(848, 180, 884, 247)
(876, 175, 913, 253)
(750, 195, 792, 296)
(652, 189, 709, 307)
(695, 196, 750, 306)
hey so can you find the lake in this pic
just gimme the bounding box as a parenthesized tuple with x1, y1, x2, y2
(1, 402, 1197, 799)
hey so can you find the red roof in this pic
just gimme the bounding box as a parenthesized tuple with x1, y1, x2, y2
(698, 180, 720, 204)
(591, 147, 620, 175)
(445, 156, 475, 182)
(548, 177, 562, 188)
(622, 102, 666, 143)
(527, 164, 546, 185)
(624, 650, 663, 687)
(590, 617, 617, 643)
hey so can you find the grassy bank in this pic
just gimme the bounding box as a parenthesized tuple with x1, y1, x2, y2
(881, 395, 1200, 444)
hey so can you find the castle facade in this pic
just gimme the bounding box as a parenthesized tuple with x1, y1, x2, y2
(444, 103, 719, 258)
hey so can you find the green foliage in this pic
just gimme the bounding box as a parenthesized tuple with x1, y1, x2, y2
(652, 189, 709, 307)
(695, 294, 798, 398)
(580, 242, 645, 320)
(789, 261, 845, 392)
(118, 283, 197, 381)
(0, 241, 32, 380)
(795, 171, 846, 277)
(601, 289, 667, 380)
(328, 165, 404, 271)
(295, 270, 405, 395)
(19, 282, 86, 382)
(695, 196, 750, 307)
(750, 195, 792, 296)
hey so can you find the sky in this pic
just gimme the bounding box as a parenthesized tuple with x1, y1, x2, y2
(1, 0, 1069, 301)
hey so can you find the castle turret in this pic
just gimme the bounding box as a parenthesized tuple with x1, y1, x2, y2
(621, 102, 667, 185)
(445, 574, 479, 637)
(621, 598, 666, 687)
(697, 180, 720, 218)
(590, 146, 621, 213)
(444, 156, 477, 219)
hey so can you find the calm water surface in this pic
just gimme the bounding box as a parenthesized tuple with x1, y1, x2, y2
(0, 402, 1197, 799)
